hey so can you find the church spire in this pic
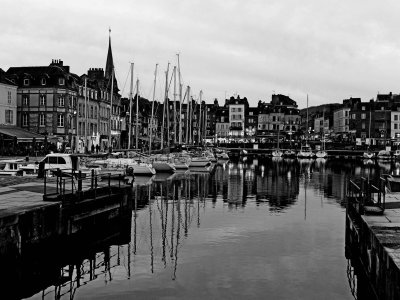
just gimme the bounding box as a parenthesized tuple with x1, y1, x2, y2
(105, 28, 114, 80)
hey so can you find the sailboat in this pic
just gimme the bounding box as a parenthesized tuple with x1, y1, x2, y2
(271, 118, 283, 157)
(363, 104, 375, 159)
(297, 95, 314, 158)
(315, 110, 328, 158)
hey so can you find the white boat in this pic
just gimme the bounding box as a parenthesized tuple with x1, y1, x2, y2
(377, 150, 391, 161)
(173, 155, 190, 170)
(315, 150, 328, 158)
(92, 158, 156, 176)
(38, 153, 101, 178)
(0, 159, 24, 176)
(151, 155, 176, 173)
(363, 151, 375, 159)
(215, 150, 229, 160)
(271, 149, 283, 157)
(19, 163, 39, 176)
(297, 145, 314, 158)
(283, 150, 296, 158)
(189, 156, 211, 167)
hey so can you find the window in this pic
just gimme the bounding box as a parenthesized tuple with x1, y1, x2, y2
(23, 78, 29, 86)
(361, 106, 365, 111)
(381, 106, 384, 111)
(22, 95, 29, 106)
(57, 114, 64, 127)
(231, 108, 236, 112)
(238, 108, 242, 112)
(58, 157, 67, 164)
(94, 107, 97, 118)
(39, 114, 45, 126)
(58, 95, 64, 107)
(59, 78, 65, 85)
(41, 78, 46, 85)
(395, 124, 398, 130)
(90, 106, 93, 118)
(5, 110, 13, 124)
(39, 95, 46, 106)
(352, 113, 356, 119)
(395, 115, 399, 121)
(362, 122, 366, 129)
(361, 113, 366, 119)
(249, 111, 253, 116)
(22, 114, 28, 126)
(7, 91, 11, 104)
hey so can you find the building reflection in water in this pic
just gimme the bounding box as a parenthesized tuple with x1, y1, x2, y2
(7, 158, 400, 299)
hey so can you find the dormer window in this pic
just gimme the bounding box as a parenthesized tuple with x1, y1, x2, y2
(41, 78, 46, 85)
(23, 79, 30, 86)
(59, 78, 65, 85)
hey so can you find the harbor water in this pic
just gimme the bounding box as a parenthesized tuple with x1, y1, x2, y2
(21, 157, 395, 299)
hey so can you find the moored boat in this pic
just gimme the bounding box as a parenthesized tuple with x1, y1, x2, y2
(297, 145, 314, 158)
(272, 149, 283, 157)
(0, 159, 24, 176)
(377, 150, 391, 161)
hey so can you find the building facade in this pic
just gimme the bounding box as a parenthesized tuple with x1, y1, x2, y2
(0, 69, 17, 126)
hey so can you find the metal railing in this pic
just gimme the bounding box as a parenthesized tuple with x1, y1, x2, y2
(347, 177, 385, 215)
(43, 168, 131, 201)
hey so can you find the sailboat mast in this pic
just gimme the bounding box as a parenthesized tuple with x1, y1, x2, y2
(306, 94, 309, 143)
(108, 68, 114, 150)
(322, 109, 325, 151)
(198, 91, 203, 145)
(173, 66, 177, 145)
(177, 54, 182, 145)
(135, 78, 139, 150)
(185, 86, 190, 144)
(161, 63, 170, 150)
(149, 64, 158, 155)
(128, 63, 134, 150)
(189, 89, 193, 144)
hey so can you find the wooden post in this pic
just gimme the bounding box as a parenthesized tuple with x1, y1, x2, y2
(91, 169, 94, 189)
(78, 171, 82, 192)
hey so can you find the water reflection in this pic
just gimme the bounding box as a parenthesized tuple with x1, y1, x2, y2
(13, 158, 400, 299)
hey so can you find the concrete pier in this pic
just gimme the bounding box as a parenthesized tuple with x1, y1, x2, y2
(0, 177, 133, 299)
(346, 190, 400, 299)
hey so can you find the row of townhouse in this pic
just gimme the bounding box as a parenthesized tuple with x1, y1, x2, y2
(0, 37, 123, 152)
(214, 95, 301, 142)
(333, 93, 400, 146)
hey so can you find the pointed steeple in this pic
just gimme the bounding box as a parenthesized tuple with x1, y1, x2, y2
(105, 28, 114, 80)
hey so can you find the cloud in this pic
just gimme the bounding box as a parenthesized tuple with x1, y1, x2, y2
(2, 0, 400, 108)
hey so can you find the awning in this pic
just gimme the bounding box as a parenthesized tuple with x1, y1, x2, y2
(0, 126, 45, 141)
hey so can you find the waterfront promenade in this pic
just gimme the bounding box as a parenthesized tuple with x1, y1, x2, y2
(347, 191, 400, 299)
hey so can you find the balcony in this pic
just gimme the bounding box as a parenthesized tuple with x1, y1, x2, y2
(229, 126, 243, 130)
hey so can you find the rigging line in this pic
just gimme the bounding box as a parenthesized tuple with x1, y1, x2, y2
(120, 65, 131, 97)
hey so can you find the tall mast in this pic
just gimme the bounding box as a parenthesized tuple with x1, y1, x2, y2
(84, 77, 87, 152)
(179, 84, 183, 145)
(161, 63, 170, 150)
(185, 86, 190, 144)
(306, 94, 309, 143)
(108, 68, 114, 149)
(128, 63, 134, 150)
(177, 54, 182, 145)
(173, 66, 177, 145)
(149, 64, 158, 155)
(198, 91, 203, 145)
(189, 92, 193, 145)
(135, 78, 139, 150)
(322, 109, 325, 150)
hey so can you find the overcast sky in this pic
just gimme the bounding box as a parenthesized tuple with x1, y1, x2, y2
(2, 0, 400, 108)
